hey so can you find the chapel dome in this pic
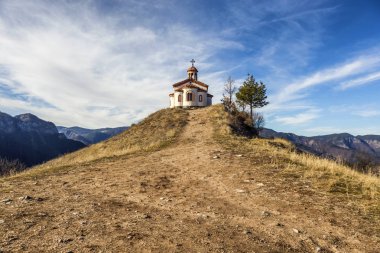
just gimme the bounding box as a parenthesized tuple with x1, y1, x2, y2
(187, 66, 198, 72)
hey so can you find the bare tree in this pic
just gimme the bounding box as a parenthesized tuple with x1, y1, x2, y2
(222, 76, 237, 112)
(252, 112, 265, 132)
(0, 158, 26, 176)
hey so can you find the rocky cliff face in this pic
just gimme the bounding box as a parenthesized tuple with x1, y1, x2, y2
(0, 112, 18, 134)
(15, 113, 58, 135)
(0, 112, 58, 135)
(0, 111, 85, 174)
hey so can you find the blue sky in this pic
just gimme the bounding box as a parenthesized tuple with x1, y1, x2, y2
(0, 0, 380, 136)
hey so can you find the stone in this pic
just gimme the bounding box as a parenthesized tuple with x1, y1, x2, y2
(143, 214, 152, 219)
(37, 212, 48, 217)
(243, 229, 252, 235)
(19, 196, 33, 201)
(235, 189, 246, 193)
(261, 211, 271, 217)
(236, 154, 243, 157)
(293, 228, 300, 234)
(256, 183, 264, 187)
(0, 219, 4, 224)
(59, 238, 73, 243)
(212, 156, 220, 159)
(1, 198, 12, 203)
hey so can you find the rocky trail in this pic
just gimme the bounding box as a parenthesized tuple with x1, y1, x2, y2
(0, 107, 379, 252)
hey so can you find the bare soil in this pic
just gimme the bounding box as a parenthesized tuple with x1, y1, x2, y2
(0, 107, 379, 252)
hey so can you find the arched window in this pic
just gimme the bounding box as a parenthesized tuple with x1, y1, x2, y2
(199, 95, 203, 102)
(178, 94, 182, 102)
(187, 92, 192, 101)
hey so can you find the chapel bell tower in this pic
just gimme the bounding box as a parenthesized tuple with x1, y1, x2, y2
(187, 59, 198, 81)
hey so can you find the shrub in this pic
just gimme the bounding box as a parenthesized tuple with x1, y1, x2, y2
(0, 158, 26, 176)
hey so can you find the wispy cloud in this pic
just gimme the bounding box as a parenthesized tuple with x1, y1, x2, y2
(329, 104, 380, 118)
(339, 71, 380, 90)
(274, 109, 320, 125)
(263, 50, 380, 129)
(274, 53, 380, 104)
(352, 109, 380, 117)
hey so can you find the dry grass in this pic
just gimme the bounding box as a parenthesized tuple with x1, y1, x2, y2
(7, 108, 188, 179)
(209, 104, 380, 205)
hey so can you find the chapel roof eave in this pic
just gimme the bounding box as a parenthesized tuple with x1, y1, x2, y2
(172, 79, 209, 88)
(172, 78, 191, 87)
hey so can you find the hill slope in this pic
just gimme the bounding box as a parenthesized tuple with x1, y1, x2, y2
(0, 106, 379, 252)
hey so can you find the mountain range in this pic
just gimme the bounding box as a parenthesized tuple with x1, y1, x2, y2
(0, 111, 129, 175)
(57, 126, 128, 145)
(260, 128, 380, 171)
(0, 112, 85, 173)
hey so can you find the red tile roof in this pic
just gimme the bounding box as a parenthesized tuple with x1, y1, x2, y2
(172, 79, 209, 88)
(193, 80, 208, 88)
(172, 78, 191, 87)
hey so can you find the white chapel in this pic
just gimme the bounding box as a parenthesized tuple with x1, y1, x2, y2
(169, 60, 213, 108)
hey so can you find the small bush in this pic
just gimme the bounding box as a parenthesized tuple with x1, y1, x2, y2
(0, 158, 26, 176)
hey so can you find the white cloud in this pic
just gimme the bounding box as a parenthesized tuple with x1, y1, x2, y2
(0, 1, 241, 127)
(262, 51, 380, 129)
(339, 71, 380, 90)
(329, 104, 380, 118)
(274, 54, 380, 104)
(352, 109, 380, 118)
(274, 109, 320, 125)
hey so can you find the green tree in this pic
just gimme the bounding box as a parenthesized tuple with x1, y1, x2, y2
(235, 74, 269, 122)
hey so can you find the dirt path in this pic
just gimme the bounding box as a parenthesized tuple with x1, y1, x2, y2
(1, 107, 379, 252)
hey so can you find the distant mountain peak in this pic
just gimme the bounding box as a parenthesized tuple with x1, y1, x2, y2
(14, 113, 57, 135)
(57, 126, 129, 145)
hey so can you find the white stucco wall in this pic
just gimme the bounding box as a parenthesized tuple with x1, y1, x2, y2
(197, 92, 207, 107)
(169, 96, 174, 108)
(174, 91, 183, 107)
(182, 88, 198, 107)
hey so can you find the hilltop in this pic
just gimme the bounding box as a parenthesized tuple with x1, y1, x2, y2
(0, 105, 379, 252)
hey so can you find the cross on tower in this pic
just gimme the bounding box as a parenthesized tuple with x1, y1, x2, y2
(190, 59, 195, 67)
